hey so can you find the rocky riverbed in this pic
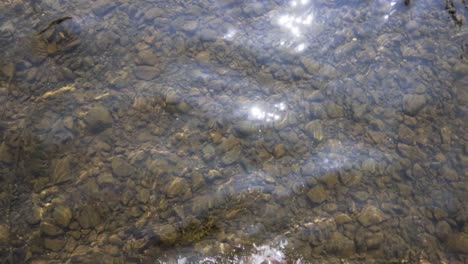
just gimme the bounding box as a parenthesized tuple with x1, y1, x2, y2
(0, 0, 467, 263)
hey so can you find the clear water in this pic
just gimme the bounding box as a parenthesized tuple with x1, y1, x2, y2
(0, 0, 467, 263)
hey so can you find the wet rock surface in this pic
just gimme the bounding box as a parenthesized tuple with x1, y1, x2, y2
(0, 0, 467, 263)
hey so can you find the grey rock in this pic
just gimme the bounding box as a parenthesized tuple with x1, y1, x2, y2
(84, 104, 113, 133)
(325, 102, 344, 118)
(144, 7, 164, 21)
(307, 185, 328, 204)
(402, 94, 426, 116)
(92, 3, 117, 17)
(134, 65, 161, 80)
(202, 144, 216, 161)
(357, 205, 387, 227)
(111, 157, 134, 177)
(233, 120, 257, 137)
(398, 124, 415, 145)
(53, 205, 72, 227)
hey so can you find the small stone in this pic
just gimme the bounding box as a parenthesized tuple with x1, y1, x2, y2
(0, 224, 9, 243)
(447, 233, 468, 254)
(307, 185, 328, 204)
(202, 144, 216, 161)
(137, 50, 159, 66)
(111, 157, 134, 177)
(0, 142, 13, 164)
(304, 120, 324, 141)
(136, 188, 150, 204)
(44, 238, 66, 252)
(191, 171, 205, 191)
(301, 57, 320, 74)
(352, 191, 369, 202)
(397, 143, 426, 160)
(182, 20, 198, 32)
(27, 205, 42, 225)
(402, 94, 426, 116)
(435, 220, 451, 241)
(325, 102, 344, 118)
(51, 156, 72, 184)
(92, 3, 116, 17)
(97, 172, 115, 185)
(233, 120, 257, 137)
(222, 148, 240, 165)
(53, 205, 72, 227)
(398, 124, 415, 145)
(274, 144, 286, 158)
(144, 7, 164, 21)
(40, 221, 63, 236)
(153, 224, 178, 245)
(77, 205, 101, 229)
(357, 205, 387, 227)
(134, 65, 161, 81)
(334, 213, 352, 225)
(84, 104, 113, 133)
(324, 232, 355, 257)
(165, 177, 190, 198)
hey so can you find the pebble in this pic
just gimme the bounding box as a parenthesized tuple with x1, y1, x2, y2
(222, 148, 240, 165)
(53, 205, 72, 227)
(306, 185, 328, 204)
(153, 224, 178, 245)
(84, 104, 113, 133)
(435, 220, 451, 241)
(447, 233, 468, 254)
(165, 177, 190, 198)
(0, 224, 9, 243)
(77, 205, 102, 229)
(44, 238, 66, 252)
(304, 120, 324, 142)
(144, 7, 165, 21)
(357, 205, 387, 227)
(202, 144, 216, 161)
(97, 172, 115, 185)
(40, 221, 64, 236)
(402, 94, 426, 116)
(0, 142, 13, 164)
(51, 156, 72, 184)
(134, 65, 161, 81)
(324, 232, 355, 257)
(334, 213, 352, 225)
(325, 102, 344, 118)
(111, 157, 134, 177)
(137, 50, 159, 66)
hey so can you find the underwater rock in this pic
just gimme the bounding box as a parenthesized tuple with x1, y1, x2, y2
(153, 224, 178, 245)
(402, 94, 426, 116)
(357, 205, 387, 227)
(447, 233, 468, 254)
(111, 157, 134, 177)
(44, 237, 66, 252)
(77, 205, 101, 229)
(165, 177, 190, 198)
(40, 221, 63, 236)
(307, 185, 328, 204)
(53, 205, 72, 227)
(134, 65, 161, 81)
(84, 104, 113, 133)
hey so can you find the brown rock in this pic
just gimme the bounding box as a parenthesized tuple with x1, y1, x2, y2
(398, 124, 416, 145)
(51, 156, 72, 184)
(77, 205, 101, 229)
(44, 238, 66, 251)
(435, 220, 451, 241)
(0, 224, 9, 243)
(53, 205, 72, 227)
(357, 205, 387, 227)
(447, 233, 468, 254)
(335, 213, 352, 225)
(153, 224, 178, 245)
(111, 157, 134, 177)
(324, 232, 355, 257)
(40, 221, 63, 236)
(0, 142, 13, 164)
(307, 185, 328, 204)
(304, 120, 324, 141)
(84, 104, 113, 133)
(165, 177, 190, 198)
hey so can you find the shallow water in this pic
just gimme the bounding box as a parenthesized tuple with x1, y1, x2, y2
(0, 0, 467, 263)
